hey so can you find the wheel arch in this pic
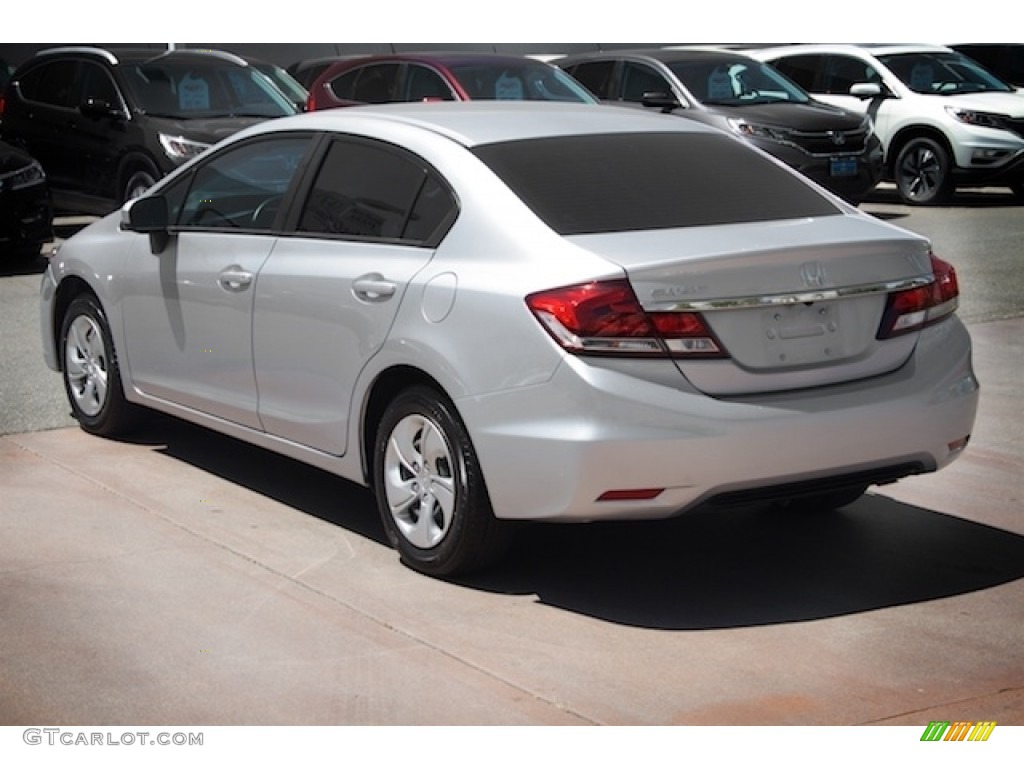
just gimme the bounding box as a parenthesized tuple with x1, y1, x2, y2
(116, 151, 163, 202)
(885, 125, 955, 177)
(360, 364, 452, 486)
(50, 276, 100, 372)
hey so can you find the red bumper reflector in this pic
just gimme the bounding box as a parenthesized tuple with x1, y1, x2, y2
(597, 488, 665, 502)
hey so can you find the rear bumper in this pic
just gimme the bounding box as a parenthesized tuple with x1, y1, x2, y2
(459, 317, 978, 522)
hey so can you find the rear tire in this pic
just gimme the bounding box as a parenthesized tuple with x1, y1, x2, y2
(372, 386, 510, 577)
(60, 294, 140, 436)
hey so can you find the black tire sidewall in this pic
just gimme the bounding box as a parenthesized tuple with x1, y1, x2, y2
(372, 386, 491, 577)
(59, 294, 133, 435)
(896, 137, 952, 205)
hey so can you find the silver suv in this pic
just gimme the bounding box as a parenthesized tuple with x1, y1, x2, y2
(752, 44, 1024, 204)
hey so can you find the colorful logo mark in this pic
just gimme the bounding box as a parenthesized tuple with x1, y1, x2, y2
(920, 721, 996, 742)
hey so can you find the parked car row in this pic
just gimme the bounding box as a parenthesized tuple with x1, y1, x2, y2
(4, 41, 1023, 236)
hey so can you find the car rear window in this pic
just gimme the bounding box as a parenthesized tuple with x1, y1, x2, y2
(471, 132, 840, 235)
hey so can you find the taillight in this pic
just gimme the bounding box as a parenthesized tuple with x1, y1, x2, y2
(877, 254, 959, 339)
(526, 279, 726, 358)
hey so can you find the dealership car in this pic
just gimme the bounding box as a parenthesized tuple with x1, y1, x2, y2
(553, 48, 883, 203)
(0, 140, 53, 263)
(1, 46, 298, 215)
(305, 52, 595, 110)
(752, 44, 1024, 204)
(40, 102, 978, 576)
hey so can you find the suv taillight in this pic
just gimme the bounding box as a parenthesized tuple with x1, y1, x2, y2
(877, 254, 959, 339)
(526, 279, 726, 358)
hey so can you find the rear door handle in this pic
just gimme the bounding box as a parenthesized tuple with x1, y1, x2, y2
(353, 273, 397, 302)
(218, 266, 254, 292)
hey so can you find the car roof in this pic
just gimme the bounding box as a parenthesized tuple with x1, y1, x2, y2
(232, 100, 721, 148)
(322, 51, 560, 68)
(755, 43, 957, 58)
(558, 47, 759, 64)
(26, 46, 254, 68)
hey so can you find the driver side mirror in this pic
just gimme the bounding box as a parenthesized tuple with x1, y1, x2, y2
(849, 82, 883, 100)
(641, 90, 681, 113)
(122, 195, 171, 254)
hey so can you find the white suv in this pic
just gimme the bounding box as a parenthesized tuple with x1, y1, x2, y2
(751, 44, 1024, 204)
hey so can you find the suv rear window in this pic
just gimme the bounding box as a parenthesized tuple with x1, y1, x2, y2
(471, 132, 840, 235)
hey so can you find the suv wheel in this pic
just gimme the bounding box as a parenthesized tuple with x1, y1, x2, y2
(122, 167, 158, 204)
(895, 137, 953, 205)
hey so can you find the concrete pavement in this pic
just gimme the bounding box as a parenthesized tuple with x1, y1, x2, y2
(1, 319, 1022, 726)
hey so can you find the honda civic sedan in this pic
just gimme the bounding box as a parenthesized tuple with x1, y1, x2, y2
(40, 102, 979, 577)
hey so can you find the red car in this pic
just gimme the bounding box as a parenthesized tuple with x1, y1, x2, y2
(306, 52, 595, 110)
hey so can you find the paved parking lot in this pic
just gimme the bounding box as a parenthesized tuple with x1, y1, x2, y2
(1, 192, 1022, 730)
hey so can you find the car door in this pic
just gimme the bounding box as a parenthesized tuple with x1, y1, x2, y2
(120, 134, 314, 428)
(252, 135, 457, 456)
(75, 61, 129, 203)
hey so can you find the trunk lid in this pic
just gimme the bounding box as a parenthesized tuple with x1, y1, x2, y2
(568, 213, 934, 395)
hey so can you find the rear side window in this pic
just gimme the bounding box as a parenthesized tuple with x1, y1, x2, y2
(472, 132, 840, 235)
(15, 59, 80, 107)
(298, 138, 456, 244)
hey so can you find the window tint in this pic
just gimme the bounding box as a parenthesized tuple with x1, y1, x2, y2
(326, 63, 402, 103)
(176, 136, 311, 230)
(770, 54, 822, 91)
(447, 60, 593, 102)
(566, 60, 616, 98)
(123, 59, 296, 118)
(472, 132, 840, 235)
(79, 62, 122, 108)
(822, 55, 880, 95)
(298, 138, 456, 244)
(621, 62, 671, 101)
(404, 65, 455, 101)
(17, 59, 80, 107)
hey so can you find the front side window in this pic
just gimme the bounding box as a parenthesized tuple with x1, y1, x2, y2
(565, 60, 615, 99)
(403, 65, 455, 101)
(338, 64, 400, 103)
(298, 138, 456, 244)
(620, 62, 671, 102)
(174, 136, 311, 231)
(821, 55, 880, 95)
(79, 61, 123, 109)
(769, 54, 823, 92)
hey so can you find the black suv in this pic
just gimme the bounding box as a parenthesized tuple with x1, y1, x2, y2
(1, 46, 298, 215)
(554, 48, 884, 204)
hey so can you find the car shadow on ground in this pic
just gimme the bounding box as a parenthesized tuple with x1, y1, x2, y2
(864, 185, 1022, 209)
(121, 415, 1024, 631)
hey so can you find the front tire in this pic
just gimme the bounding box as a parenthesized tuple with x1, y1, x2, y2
(60, 294, 139, 436)
(373, 386, 509, 577)
(894, 137, 953, 205)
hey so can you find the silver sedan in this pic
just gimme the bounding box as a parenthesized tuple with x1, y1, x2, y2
(40, 102, 979, 576)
